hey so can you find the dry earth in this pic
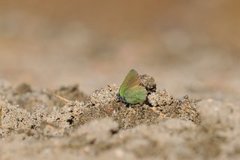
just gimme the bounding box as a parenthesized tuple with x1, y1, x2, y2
(0, 71, 240, 160)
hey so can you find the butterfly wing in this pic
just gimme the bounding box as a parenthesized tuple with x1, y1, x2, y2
(124, 86, 147, 104)
(119, 69, 141, 97)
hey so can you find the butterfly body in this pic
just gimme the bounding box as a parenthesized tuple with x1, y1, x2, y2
(119, 69, 147, 104)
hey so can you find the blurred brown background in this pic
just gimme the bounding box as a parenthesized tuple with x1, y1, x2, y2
(0, 0, 239, 96)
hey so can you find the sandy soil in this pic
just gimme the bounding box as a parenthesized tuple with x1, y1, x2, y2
(0, 72, 240, 160)
(1, 1, 240, 160)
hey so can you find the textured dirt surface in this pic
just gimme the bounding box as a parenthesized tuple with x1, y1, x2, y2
(1, 72, 240, 160)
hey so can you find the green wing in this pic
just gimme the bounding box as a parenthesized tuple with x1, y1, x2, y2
(124, 86, 147, 104)
(119, 69, 140, 97)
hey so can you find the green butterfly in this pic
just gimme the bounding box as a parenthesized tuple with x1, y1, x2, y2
(118, 69, 147, 104)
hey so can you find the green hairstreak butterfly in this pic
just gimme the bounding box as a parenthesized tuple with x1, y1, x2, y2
(118, 69, 147, 104)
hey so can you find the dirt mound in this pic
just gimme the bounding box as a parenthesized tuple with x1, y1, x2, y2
(0, 73, 240, 160)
